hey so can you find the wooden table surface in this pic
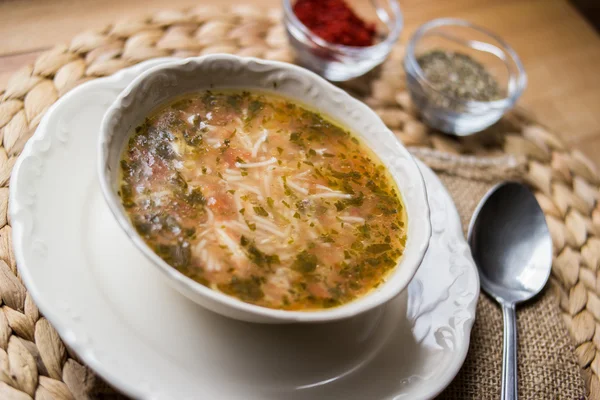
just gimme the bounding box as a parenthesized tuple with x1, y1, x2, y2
(1, 0, 599, 165)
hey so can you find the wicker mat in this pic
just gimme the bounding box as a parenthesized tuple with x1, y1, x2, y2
(0, 5, 598, 399)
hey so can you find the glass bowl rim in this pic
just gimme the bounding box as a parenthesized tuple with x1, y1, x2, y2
(405, 17, 527, 109)
(282, 0, 404, 55)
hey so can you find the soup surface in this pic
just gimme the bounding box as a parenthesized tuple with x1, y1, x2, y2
(119, 91, 407, 310)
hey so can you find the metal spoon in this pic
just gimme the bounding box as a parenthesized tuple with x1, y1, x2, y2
(468, 182, 552, 400)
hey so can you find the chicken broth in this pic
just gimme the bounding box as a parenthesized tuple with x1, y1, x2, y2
(119, 91, 407, 310)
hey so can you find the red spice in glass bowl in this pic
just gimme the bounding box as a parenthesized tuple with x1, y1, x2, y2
(293, 0, 376, 47)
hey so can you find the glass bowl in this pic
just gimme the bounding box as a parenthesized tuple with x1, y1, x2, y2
(282, 0, 403, 82)
(404, 18, 527, 136)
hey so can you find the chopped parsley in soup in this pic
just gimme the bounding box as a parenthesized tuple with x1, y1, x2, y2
(119, 91, 407, 310)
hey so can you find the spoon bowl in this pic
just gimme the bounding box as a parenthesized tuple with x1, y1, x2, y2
(468, 181, 552, 400)
(468, 181, 552, 305)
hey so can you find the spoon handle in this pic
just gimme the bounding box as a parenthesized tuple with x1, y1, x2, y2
(501, 303, 518, 400)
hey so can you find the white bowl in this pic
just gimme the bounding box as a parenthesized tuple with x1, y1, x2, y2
(98, 54, 431, 323)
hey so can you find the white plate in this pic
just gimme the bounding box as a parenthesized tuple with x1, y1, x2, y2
(10, 59, 479, 400)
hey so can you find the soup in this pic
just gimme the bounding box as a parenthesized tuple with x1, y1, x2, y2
(119, 91, 407, 310)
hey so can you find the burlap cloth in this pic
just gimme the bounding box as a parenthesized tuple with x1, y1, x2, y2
(1, 6, 598, 399)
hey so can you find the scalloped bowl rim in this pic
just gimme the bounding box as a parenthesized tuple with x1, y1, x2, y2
(98, 54, 431, 323)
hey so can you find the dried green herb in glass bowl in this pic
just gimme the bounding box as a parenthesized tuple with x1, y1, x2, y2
(417, 50, 502, 102)
(404, 18, 527, 136)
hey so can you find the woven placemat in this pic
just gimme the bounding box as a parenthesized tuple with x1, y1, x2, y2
(0, 5, 598, 399)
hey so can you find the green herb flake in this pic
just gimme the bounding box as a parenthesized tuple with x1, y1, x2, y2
(247, 99, 265, 120)
(186, 187, 206, 205)
(320, 234, 334, 243)
(290, 132, 303, 146)
(366, 243, 392, 254)
(292, 250, 318, 273)
(281, 176, 293, 196)
(357, 224, 370, 239)
(240, 237, 280, 267)
(253, 206, 269, 217)
(220, 276, 263, 301)
(347, 192, 365, 207)
(154, 242, 191, 270)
